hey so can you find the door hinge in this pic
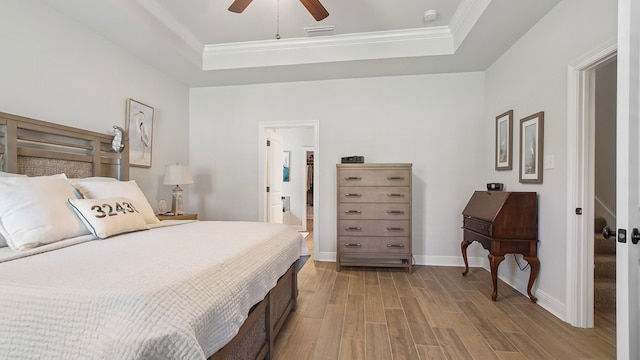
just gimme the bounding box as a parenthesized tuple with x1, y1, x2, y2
(266, 139, 270, 146)
(575, 208, 582, 215)
(266, 186, 270, 192)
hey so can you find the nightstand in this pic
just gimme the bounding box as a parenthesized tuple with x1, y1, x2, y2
(157, 213, 198, 221)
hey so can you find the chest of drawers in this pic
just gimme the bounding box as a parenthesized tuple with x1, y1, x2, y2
(336, 163, 412, 272)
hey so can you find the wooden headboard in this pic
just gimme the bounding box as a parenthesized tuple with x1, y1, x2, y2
(0, 112, 129, 180)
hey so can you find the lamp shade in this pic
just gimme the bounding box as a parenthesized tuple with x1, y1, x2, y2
(163, 164, 194, 185)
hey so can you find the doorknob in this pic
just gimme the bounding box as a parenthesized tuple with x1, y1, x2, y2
(602, 227, 616, 239)
(632, 228, 640, 244)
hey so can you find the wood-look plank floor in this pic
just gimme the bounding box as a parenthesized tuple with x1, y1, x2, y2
(273, 225, 616, 359)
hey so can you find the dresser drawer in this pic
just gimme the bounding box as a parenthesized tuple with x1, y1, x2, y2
(464, 217, 493, 236)
(339, 169, 411, 187)
(339, 220, 410, 237)
(339, 236, 410, 255)
(338, 203, 410, 220)
(338, 187, 410, 203)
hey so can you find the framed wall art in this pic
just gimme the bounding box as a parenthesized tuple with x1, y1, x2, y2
(519, 111, 544, 184)
(283, 151, 290, 182)
(126, 98, 154, 168)
(495, 110, 513, 170)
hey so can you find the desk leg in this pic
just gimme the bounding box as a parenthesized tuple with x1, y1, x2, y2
(524, 256, 539, 303)
(461, 240, 472, 276)
(488, 254, 505, 301)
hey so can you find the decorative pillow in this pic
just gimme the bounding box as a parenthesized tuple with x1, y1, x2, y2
(0, 174, 90, 251)
(72, 180, 160, 224)
(68, 197, 149, 239)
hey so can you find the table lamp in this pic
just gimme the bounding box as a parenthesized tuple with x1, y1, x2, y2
(163, 163, 193, 215)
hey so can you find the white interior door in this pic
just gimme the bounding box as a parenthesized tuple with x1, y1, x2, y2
(616, 0, 640, 358)
(266, 130, 283, 224)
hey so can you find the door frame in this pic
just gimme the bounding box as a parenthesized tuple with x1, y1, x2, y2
(566, 39, 616, 328)
(258, 120, 320, 249)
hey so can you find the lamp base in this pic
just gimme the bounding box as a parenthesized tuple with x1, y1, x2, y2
(171, 185, 185, 215)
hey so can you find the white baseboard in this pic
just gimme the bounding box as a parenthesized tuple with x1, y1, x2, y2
(498, 270, 566, 321)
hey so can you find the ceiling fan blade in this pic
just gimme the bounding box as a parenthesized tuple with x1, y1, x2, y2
(300, 0, 329, 21)
(228, 0, 253, 13)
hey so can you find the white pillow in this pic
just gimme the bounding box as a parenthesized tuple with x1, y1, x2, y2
(67, 176, 118, 187)
(68, 197, 149, 239)
(0, 174, 90, 251)
(72, 180, 160, 224)
(67, 176, 118, 199)
(0, 172, 25, 247)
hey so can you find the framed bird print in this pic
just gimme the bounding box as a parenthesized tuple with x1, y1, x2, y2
(519, 111, 544, 184)
(495, 110, 513, 170)
(126, 98, 154, 168)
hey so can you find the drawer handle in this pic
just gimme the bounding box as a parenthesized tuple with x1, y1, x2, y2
(345, 193, 362, 197)
(387, 193, 405, 197)
(386, 227, 404, 231)
(345, 243, 362, 248)
(345, 176, 362, 181)
(387, 210, 405, 214)
(387, 244, 405, 248)
(387, 177, 405, 180)
(345, 210, 362, 214)
(345, 226, 362, 231)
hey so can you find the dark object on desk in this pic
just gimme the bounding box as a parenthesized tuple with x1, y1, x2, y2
(460, 190, 539, 302)
(341, 156, 364, 163)
(486, 182, 504, 191)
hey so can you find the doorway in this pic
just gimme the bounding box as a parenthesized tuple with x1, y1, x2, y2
(566, 40, 616, 328)
(258, 121, 320, 256)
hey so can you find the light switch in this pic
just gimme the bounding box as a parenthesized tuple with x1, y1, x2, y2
(544, 155, 555, 170)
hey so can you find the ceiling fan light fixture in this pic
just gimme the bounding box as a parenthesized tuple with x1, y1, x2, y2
(423, 10, 438, 23)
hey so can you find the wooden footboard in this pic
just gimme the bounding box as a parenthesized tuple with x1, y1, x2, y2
(210, 260, 298, 360)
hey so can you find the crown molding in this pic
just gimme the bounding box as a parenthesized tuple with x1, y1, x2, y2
(203, 27, 454, 70)
(450, 0, 491, 50)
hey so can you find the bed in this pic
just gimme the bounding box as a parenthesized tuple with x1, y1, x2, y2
(0, 111, 305, 359)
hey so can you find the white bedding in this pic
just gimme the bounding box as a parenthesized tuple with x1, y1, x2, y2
(0, 220, 303, 359)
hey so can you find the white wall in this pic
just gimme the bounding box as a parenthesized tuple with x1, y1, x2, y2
(484, 0, 617, 315)
(0, 0, 190, 210)
(189, 72, 486, 262)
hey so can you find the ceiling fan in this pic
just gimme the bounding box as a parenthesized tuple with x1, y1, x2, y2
(228, 0, 329, 21)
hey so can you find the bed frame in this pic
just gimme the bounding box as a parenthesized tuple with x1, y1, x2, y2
(0, 111, 297, 360)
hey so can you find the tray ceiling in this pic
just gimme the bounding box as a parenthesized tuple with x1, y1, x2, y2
(40, 0, 561, 86)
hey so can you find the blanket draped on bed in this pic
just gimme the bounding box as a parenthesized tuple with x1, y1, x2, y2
(0, 221, 302, 360)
